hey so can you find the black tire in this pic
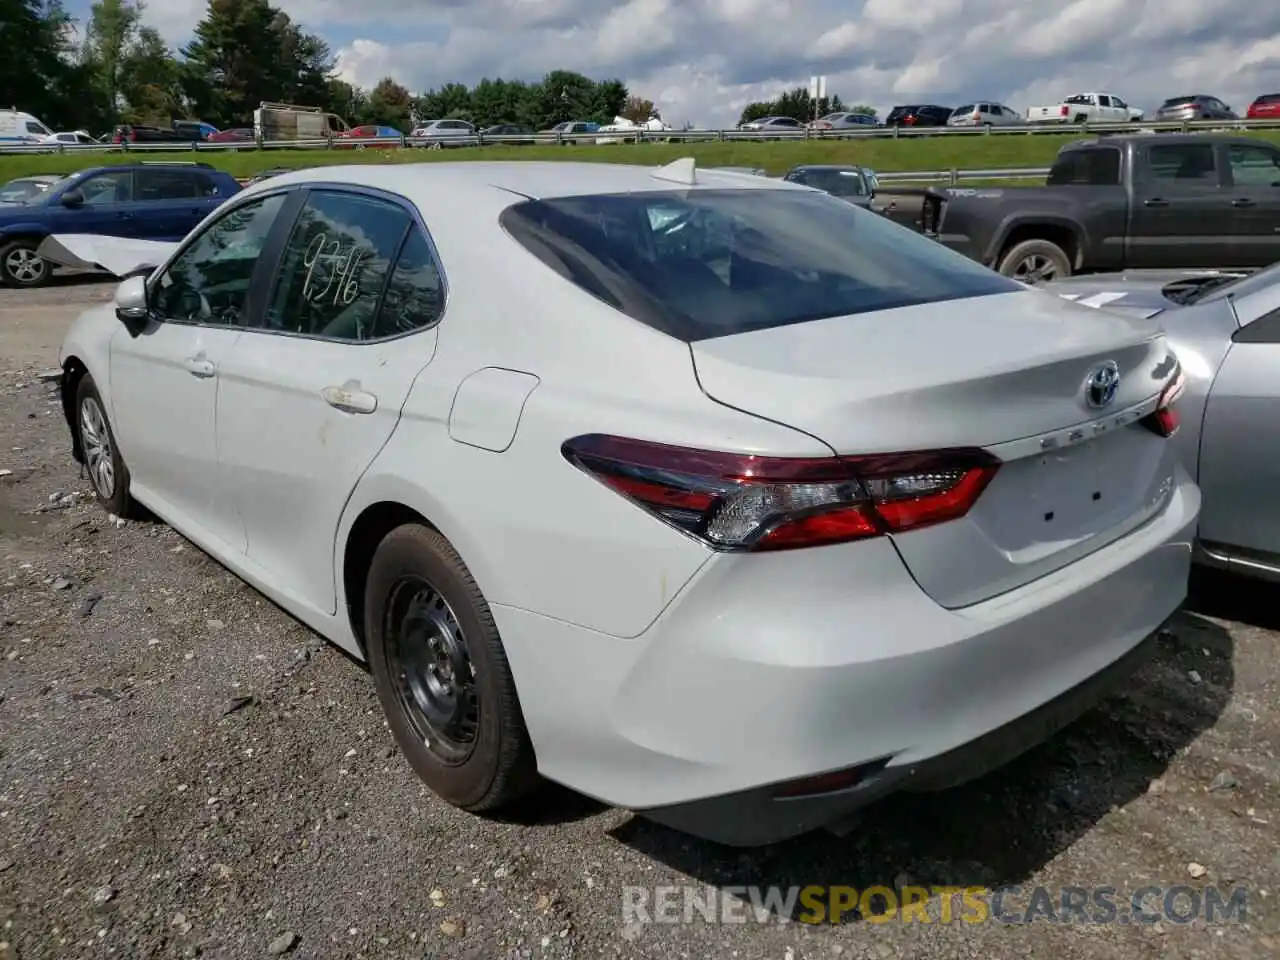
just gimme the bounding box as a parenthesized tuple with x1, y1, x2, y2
(0, 238, 52, 288)
(364, 524, 538, 812)
(75, 374, 137, 517)
(997, 239, 1072, 284)
(1073, 114, 1087, 124)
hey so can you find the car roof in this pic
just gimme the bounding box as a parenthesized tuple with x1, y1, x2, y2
(1063, 133, 1267, 149)
(238, 161, 809, 203)
(789, 164, 867, 172)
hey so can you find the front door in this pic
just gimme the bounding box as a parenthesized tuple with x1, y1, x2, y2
(1127, 141, 1236, 268)
(1197, 297, 1280, 560)
(57, 169, 146, 238)
(1223, 141, 1280, 268)
(214, 188, 446, 616)
(108, 191, 292, 550)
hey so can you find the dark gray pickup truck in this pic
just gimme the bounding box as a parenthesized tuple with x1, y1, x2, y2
(924, 133, 1280, 282)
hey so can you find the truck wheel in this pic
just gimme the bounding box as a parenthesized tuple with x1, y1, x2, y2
(998, 239, 1072, 284)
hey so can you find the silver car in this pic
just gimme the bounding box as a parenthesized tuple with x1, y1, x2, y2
(1045, 265, 1280, 580)
(411, 119, 477, 148)
(1154, 95, 1238, 124)
(947, 102, 1023, 127)
(738, 115, 805, 135)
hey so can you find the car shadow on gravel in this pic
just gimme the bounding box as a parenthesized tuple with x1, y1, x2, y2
(607, 613, 1234, 921)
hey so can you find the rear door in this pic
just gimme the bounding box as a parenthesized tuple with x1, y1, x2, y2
(1127, 141, 1236, 267)
(213, 186, 445, 617)
(133, 168, 215, 239)
(1223, 141, 1280, 266)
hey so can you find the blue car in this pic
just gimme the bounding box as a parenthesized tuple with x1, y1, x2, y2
(0, 162, 242, 288)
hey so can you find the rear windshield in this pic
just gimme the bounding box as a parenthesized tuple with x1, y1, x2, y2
(789, 168, 868, 197)
(886, 106, 918, 117)
(1256, 94, 1280, 105)
(1162, 96, 1198, 107)
(1047, 147, 1122, 185)
(499, 188, 1021, 341)
(953, 105, 974, 114)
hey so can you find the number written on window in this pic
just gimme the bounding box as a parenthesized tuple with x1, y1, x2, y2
(265, 191, 412, 341)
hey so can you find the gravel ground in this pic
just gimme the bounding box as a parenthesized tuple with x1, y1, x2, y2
(0, 279, 1277, 960)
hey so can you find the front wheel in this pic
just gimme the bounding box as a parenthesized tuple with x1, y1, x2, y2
(0, 239, 51, 288)
(75, 374, 138, 517)
(997, 239, 1072, 284)
(364, 524, 538, 812)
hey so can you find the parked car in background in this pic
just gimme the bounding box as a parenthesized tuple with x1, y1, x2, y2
(922, 134, 1280, 282)
(55, 158, 1195, 848)
(207, 127, 255, 144)
(782, 164, 878, 207)
(412, 119, 477, 148)
(112, 120, 213, 145)
(480, 123, 536, 144)
(1154, 95, 1237, 123)
(947, 102, 1022, 127)
(737, 116, 805, 134)
(1246, 94, 1280, 120)
(0, 109, 54, 144)
(884, 105, 952, 127)
(596, 115, 674, 144)
(1027, 92, 1143, 124)
(0, 174, 64, 204)
(255, 102, 349, 143)
(40, 130, 97, 146)
(809, 112, 878, 132)
(539, 121, 599, 144)
(1044, 262, 1280, 583)
(336, 125, 405, 149)
(0, 162, 241, 287)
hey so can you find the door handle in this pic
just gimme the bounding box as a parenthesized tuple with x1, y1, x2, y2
(1232, 198, 1255, 207)
(322, 384, 377, 414)
(184, 356, 215, 378)
(1143, 198, 1169, 207)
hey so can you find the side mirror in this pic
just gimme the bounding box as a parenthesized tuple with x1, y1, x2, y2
(60, 189, 85, 208)
(114, 275, 150, 336)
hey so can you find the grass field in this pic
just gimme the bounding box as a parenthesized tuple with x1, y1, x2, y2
(5, 129, 1280, 182)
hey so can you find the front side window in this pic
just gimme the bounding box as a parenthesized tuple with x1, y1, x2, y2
(77, 170, 133, 204)
(150, 193, 287, 325)
(1227, 144, 1280, 186)
(500, 188, 1020, 341)
(263, 190, 412, 341)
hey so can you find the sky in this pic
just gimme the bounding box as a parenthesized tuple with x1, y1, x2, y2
(63, 0, 1280, 128)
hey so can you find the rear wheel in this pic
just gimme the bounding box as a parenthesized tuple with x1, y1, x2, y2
(998, 239, 1072, 284)
(0, 239, 50, 288)
(364, 524, 538, 811)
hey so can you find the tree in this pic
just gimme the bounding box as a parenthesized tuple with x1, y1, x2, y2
(0, 0, 86, 127)
(81, 0, 142, 119)
(364, 77, 412, 129)
(738, 88, 846, 125)
(119, 27, 183, 124)
(847, 103, 875, 116)
(180, 0, 334, 127)
(619, 95, 654, 123)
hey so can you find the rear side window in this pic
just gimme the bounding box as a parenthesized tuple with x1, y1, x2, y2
(136, 169, 202, 200)
(500, 188, 1021, 342)
(1047, 148, 1122, 185)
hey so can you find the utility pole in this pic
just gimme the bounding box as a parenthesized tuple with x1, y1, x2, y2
(809, 75, 827, 123)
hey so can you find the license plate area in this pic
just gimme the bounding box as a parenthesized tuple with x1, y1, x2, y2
(1029, 439, 1112, 530)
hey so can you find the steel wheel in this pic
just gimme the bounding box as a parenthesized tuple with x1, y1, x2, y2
(3, 246, 47, 286)
(79, 396, 116, 499)
(386, 576, 480, 764)
(1012, 254, 1060, 284)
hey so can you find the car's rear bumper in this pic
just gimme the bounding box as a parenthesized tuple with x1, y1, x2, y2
(493, 471, 1199, 846)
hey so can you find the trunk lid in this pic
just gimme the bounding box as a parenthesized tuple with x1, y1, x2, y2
(690, 289, 1181, 607)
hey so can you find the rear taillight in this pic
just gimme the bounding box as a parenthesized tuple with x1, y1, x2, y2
(904, 115, 917, 125)
(561, 435, 1000, 551)
(1060, 105, 1069, 117)
(972, 112, 980, 121)
(1142, 367, 1185, 437)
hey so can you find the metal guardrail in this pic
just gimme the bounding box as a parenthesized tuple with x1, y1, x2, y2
(4, 117, 1280, 155)
(875, 167, 1050, 184)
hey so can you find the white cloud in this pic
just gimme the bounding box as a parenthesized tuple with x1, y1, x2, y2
(141, 0, 1280, 127)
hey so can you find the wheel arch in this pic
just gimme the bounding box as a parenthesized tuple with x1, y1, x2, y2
(61, 354, 91, 462)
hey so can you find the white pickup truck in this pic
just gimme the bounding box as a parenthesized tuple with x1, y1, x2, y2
(1026, 92, 1144, 125)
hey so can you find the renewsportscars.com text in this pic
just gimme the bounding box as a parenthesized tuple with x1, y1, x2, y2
(621, 884, 1248, 926)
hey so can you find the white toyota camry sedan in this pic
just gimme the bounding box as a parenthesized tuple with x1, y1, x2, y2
(57, 159, 1199, 847)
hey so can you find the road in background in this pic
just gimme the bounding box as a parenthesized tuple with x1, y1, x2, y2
(0, 281, 1276, 959)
